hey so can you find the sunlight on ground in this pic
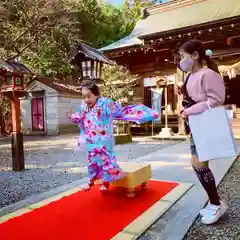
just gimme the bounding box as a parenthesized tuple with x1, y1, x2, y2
(144, 161, 190, 168)
(184, 166, 193, 170)
(152, 153, 191, 159)
(25, 146, 62, 151)
(63, 147, 83, 150)
(2, 163, 88, 173)
(136, 141, 177, 145)
(175, 154, 191, 159)
(52, 167, 88, 173)
(25, 164, 53, 169)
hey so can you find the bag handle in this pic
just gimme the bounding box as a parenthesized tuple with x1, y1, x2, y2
(206, 101, 211, 110)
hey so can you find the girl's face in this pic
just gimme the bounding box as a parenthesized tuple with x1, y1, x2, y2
(82, 87, 98, 108)
(179, 49, 199, 72)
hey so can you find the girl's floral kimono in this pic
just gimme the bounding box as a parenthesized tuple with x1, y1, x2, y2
(70, 97, 159, 183)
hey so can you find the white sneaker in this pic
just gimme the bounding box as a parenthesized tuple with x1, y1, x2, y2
(199, 202, 213, 216)
(200, 200, 227, 216)
(201, 201, 228, 225)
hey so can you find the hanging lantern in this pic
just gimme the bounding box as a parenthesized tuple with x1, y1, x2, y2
(0, 70, 24, 92)
(0, 58, 31, 94)
(80, 60, 103, 80)
(68, 42, 112, 83)
(226, 37, 232, 45)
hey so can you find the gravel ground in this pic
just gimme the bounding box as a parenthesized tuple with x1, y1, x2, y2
(184, 157, 240, 240)
(0, 134, 179, 208)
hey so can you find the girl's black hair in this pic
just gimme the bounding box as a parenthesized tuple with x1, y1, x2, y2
(180, 39, 220, 74)
(81, 80, 100, 96)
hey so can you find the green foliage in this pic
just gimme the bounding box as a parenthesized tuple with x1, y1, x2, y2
(121, 0, 142, 31)
(120, 0, 153, 34)
(0, 0, 146, 76)
(0, 96, 11, 134)
(0, 0, 77, 75)
(101, 63, 138, 103)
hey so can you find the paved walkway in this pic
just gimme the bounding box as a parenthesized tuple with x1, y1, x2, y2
(0, 135, 239, 239)
(137, 142, 239, 240)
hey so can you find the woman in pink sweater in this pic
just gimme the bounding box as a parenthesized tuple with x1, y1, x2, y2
(179, 39, 227, 225)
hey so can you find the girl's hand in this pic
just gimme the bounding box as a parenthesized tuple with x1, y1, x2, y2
(67, 111, 72, 119)
(69, 112, 81, 124)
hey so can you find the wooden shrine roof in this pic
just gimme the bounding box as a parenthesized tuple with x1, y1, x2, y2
(0, 58, 32, 74)
(26, 76, 81, 96)
(100, 0, 240, 52)
(68, 42, 112, 65)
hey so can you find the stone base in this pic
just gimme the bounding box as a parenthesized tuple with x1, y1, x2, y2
(58, 124, 79, 134)
(114, 134, 132, 145)
(158, 127, 174, 138)
(153, 134, 188, 141)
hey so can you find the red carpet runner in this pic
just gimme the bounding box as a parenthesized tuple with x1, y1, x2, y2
(0, 180, 178, 240)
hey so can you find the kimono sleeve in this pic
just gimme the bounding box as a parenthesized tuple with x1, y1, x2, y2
(105, 99, 159, 124)
(118, 104, 159, 124)
(105, 99, 122, 118)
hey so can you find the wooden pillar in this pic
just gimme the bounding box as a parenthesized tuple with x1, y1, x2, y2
(11, 93, 24, 171)
(127, 123, 131, 135)
(175, 69, 185, 135)
(164, 83, 168, 128)
(140, 77, 144, 104)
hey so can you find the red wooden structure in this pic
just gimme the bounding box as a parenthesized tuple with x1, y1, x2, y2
(0, 58, 32, 171)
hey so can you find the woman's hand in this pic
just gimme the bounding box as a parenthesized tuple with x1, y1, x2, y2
(180, 110, 188, 120)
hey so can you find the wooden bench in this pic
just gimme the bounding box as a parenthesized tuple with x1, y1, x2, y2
(111, 162, 151, 198)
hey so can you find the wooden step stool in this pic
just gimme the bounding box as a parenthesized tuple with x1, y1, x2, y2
(111, 162, 151, 198)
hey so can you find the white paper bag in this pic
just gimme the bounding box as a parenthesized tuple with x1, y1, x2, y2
(189, 107, 238, 162)
(226, 110, 233, 120)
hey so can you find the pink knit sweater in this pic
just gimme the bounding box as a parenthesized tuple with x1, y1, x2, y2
(184, 68, 226, 116)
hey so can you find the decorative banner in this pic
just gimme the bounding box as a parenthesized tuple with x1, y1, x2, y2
(151, 88, 163, 123)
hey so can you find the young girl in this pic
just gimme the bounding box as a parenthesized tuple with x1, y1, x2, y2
(179, 39, 227, 225)
(70, 81, 159, 192)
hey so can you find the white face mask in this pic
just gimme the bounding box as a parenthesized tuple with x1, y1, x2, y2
(179, 58, 194, 72)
